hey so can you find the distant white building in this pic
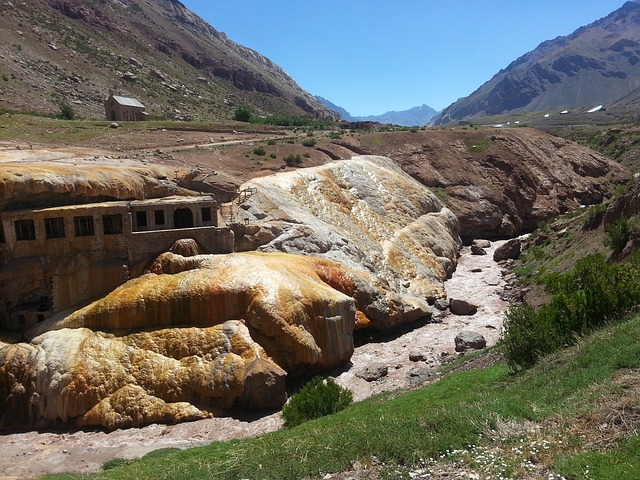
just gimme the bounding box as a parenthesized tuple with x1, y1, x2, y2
(587, 105, 605, 113)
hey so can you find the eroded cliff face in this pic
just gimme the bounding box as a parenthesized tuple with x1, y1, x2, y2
(335, 130, 631, 240)
(1, 156, 461, 431)
(1, 321, 286, 430)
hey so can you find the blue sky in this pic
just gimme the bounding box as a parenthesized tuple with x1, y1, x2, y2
(181, 1, 627, 116)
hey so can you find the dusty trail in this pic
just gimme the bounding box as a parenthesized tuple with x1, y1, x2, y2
(0, 241, 509, 479)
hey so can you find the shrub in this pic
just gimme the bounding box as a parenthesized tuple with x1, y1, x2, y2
(283, 154, 303, 166)
(58, 101, 75, 120)
(252, 146, 266, 156)
(281, 376, 353, 428)
(233, 105, 252, 122)
(503, 254, 640, 371)
(582, 203, 606, 231)
(267, 139, 276, 145)
(302, 138, 317, 147)
(604, 218, 632, 253)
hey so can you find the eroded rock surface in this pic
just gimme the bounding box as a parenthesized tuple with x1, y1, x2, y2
(2, 156, 462, 431)
(234, 155, 461, 316)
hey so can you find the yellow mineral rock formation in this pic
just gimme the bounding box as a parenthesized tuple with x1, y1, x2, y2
(1, 321, 286, 430)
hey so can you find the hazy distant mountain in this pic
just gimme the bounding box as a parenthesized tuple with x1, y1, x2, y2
(434, 1, 640, 125)
(0, 0, 335, 121)
(316, 97, 439, 126)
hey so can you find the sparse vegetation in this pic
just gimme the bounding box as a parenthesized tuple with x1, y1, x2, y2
(57, 101, 76, 120)
(604, 218, 632, 253)
(503, 254, 640, 371)
(233, 105, 252, 122)
(252, 146, 266, 156)
(301, 138, 317, 147)
(284, 153, 303, 166)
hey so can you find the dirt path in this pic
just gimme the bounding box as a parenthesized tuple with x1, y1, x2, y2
(0, 241, 509, 479)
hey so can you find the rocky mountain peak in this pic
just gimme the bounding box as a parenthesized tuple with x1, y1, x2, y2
(434, 1, 640, 125)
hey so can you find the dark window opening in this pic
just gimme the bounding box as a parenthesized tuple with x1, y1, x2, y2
(103, 214, 123, 235)
(14, 219, 36, 241)
(74, 216, 94, 237)
(45, 217, 65, 239)
(135, 211, 148, 229)
(154, 209, 165, 226)
(37, 314, 45, 323)
(201, 207, 212, 222)
(174, 208, 194, 228)
(0, 222, 5, 243)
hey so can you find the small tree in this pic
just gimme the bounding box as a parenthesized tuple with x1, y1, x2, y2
(281, 376, 353, 428)
(233, 105, 252, 122)
(58, 101, 75, 120)
(605, 218, 632, 254)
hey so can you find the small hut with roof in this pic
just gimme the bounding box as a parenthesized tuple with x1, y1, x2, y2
(104, 92, 148, 121)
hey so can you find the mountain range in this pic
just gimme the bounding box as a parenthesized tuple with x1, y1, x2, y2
(315, 96, 439, 127)
(435, 1, 640, 125)
(0, 0, 334, 121)
(3, 0, 640, 127)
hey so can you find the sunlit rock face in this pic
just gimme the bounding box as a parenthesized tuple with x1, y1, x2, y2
(0, 156, 462, 431)
(1, 321, 286, 430)
(236, 155, 462, 311)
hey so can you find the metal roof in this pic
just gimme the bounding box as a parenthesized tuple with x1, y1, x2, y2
(111, 95, 145, 108)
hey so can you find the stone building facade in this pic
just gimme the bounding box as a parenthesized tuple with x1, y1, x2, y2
(0, 196, 234, 331)
(104, 93, 147, 121)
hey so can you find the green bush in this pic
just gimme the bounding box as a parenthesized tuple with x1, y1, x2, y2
(281, 376, 353, 428)
(267, 139, 276, 145)
(582, 203, 606, 231)
(233, 105, 252, 122)
(283, 154, 303, 166)
(604, 218, 632, 253)
(58, 101, 75, 120)
(503, 254, 640, 371)
(252, 146, 266, 156)
(302, 138, 317, 147)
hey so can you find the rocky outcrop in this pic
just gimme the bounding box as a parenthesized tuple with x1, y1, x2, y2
(338, 130, 630, 240)
(1, 156, 462, 431)
(234, 156, 462, 317)
(0, 150, 192, 210)
(1, 321, 285, 431)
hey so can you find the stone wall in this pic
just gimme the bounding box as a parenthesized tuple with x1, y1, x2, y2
(0, 196, 233, 331)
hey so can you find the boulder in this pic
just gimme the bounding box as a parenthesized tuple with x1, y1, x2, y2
(408, 367, 432, 387)
(472, 239, 491, 248)
(470, 245, 487, 255)
(433, 297, 449, 311)
(449, 298, 478, 316)
(355, 364, 388, 382)
(454, 331, 487, 352)
(493, 239, 522, 262)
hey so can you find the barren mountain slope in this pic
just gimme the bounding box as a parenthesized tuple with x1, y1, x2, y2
(0, 0, 333, 121)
